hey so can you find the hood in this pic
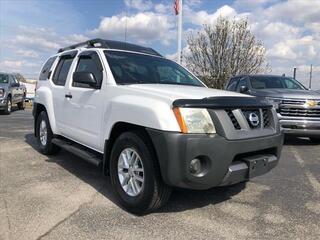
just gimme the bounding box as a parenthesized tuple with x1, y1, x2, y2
(126, 84, 249, 101)
(251, 89, 320, 99)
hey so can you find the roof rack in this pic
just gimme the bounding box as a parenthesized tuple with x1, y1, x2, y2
(57, 38, 162, 57)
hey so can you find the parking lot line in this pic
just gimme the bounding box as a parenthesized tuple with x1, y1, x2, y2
(290, 146, 320, 195)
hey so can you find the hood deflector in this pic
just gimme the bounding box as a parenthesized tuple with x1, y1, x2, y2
(172, 96, 272, 109)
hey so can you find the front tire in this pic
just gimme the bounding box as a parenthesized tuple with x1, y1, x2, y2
(36, 111, 60, 155)
(109, 131, 171, 215)
(4, 97, 12, 115)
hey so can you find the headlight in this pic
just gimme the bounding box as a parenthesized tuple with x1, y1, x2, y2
(0, 89, 4, 98)
(173, 107, 216, 134)
(265, 97, 282, 109)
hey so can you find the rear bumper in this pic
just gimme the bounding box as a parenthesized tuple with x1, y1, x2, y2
(279, 117, 320, 137)
(147, 129, 283, 190)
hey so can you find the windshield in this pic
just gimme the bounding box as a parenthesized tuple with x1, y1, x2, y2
(0, 74, 9, 84)
(104, 50, 204, 87)
(250, 76, 306, 90)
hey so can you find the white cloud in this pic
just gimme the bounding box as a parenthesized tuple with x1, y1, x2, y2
(233, 0, 275, 10)
(264, 0, 320, 23)
(154, 3, 171, 14)
(124, 0, 153, 11)
(1, 60, 22, 68)
(186, 5, 238, 26)
(16, 49, 39, 58)
(91, 12, 175, 45)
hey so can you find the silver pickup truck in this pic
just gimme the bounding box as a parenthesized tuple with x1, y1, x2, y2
(226, 74, 320, 143)
(0, 72, 26, 114)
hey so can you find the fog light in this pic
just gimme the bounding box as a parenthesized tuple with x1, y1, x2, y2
(190, 158, 201, 174)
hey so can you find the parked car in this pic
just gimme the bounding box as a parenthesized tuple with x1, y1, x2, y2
(33, 39, 283, 214)
(0, 72, 26, 114)
(226, 74, 320, 143)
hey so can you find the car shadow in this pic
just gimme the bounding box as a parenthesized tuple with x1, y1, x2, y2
(0, 105, 19, 115)
(24, 133, 246, 214)
(284, 135, 318, 146)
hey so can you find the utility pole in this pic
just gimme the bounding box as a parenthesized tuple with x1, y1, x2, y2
(293, 67, 296, 79)
(309, 64, 313, 89)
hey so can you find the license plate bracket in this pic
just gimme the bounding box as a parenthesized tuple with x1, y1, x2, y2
(242, 155, 270, 178)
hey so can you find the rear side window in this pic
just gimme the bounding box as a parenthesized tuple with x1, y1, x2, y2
(39, 56, 57, 81)
(52, 57, 74, 86)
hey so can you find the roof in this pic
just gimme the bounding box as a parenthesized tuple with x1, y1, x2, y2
(231, 74, 288, 78)
(57, 38, 162, 57)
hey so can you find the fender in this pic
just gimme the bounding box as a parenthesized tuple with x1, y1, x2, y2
(101, 94, 181, 144)
(34, 85, 58, 134)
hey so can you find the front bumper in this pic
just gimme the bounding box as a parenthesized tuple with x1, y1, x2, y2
(279, 115, 320, 137)
(147, 129, 283, 190)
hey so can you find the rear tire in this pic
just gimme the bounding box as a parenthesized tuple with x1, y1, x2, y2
(310, 137, 320, 144)
(4, 97, 12, 115)
(36, 111, 60, 155)
(109, 131, 171, 215)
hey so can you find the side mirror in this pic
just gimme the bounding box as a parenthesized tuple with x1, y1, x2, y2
(239, 85, 249, 93)
(73, 72, 97, 87)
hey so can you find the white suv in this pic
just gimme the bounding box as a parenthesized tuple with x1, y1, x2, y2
(33, 39, 283, 214)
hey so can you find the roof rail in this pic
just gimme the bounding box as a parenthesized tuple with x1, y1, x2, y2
(57, 38, 162, 57)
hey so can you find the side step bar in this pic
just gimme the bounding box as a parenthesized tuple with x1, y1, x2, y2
(52, 138, 102, 167)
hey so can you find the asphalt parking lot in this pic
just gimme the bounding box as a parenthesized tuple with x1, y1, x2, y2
(0, 109, 319, 240)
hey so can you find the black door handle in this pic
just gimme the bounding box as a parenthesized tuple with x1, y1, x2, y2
(65, 94, 72, 99)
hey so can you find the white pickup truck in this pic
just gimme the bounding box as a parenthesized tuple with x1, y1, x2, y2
(33, 39, 283, 214)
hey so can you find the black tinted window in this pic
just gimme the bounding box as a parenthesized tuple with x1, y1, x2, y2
(237, 78, 248, 91)
(39, 56, 57, 81)
(0, 74, 9, 84)
(73, 53, 103, 88)
(227, 78, 239, 91)
(52, 58, 74, 86)
(104, 50, 204, 87)
(250, 76, 305, 90)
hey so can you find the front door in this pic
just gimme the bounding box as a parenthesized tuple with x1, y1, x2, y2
(63, 51, 105, 151)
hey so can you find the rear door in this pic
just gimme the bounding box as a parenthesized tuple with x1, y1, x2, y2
(63, 50, 105, 151)
(50, 51, 77, 133)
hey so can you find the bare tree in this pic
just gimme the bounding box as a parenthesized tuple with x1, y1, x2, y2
(186, 17, 270, 89)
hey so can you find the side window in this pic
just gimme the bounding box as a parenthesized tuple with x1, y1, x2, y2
(52, 57, 74, 86)
(73, 52, 103, 88)
(39, 56, 57, 81)
(236, 78, 248, 92)
(227, 78, 239, 91)
(284, 79, 300, 89)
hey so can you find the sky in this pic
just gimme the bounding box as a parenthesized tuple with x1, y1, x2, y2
(0, 0, 319, 89)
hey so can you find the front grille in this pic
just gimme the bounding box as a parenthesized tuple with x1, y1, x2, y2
(282, 100, 305, 105)
(280, 108, 320, 117)
(279, 99, 320, 118)
(262, 109, 270, 127)
(226, 110, 241, 130)
(226, 108, 272, 130)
